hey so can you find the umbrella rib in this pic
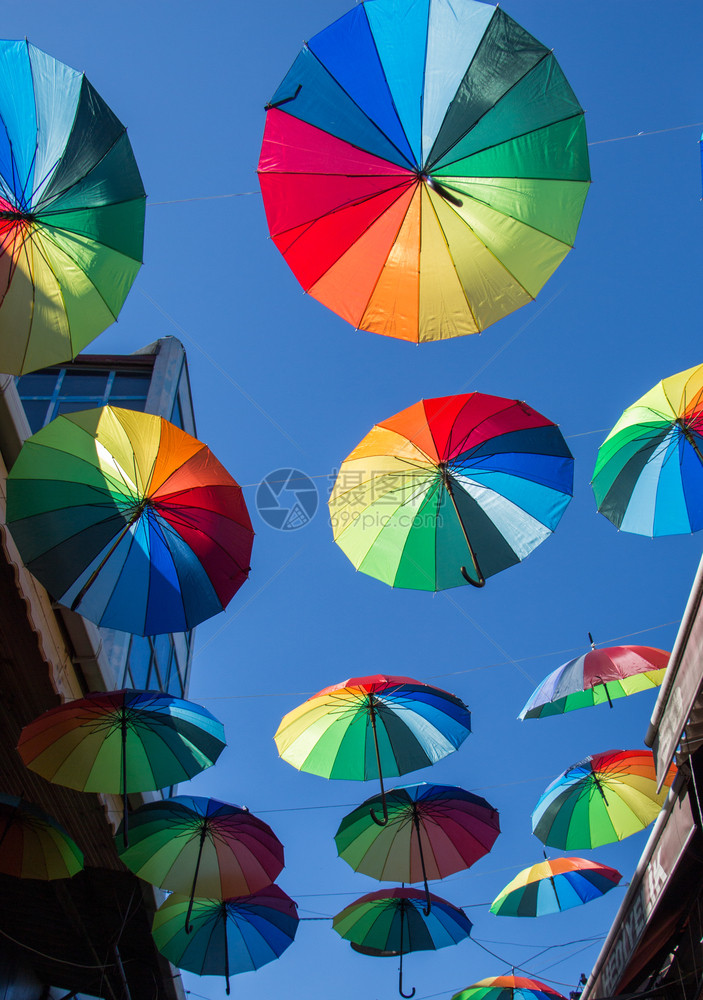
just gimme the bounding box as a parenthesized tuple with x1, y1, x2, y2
(425, 48, 554, 172)
(428, 110, 586, 177)
(305, 44, 417, 171)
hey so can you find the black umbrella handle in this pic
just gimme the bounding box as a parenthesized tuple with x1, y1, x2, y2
(413, 812, 432, 916)
(185, 825, 209, 933)
(398, 903, 415, 998)
(442, 471, 485, 588)
(368, 700, 389, 827)
(121, 712, 129, 848)
(223, 902, 230, 995)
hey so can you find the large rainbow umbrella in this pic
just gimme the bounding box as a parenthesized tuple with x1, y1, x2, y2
(17, 689, 226, 845)
(275, 675, 471, 826)
(592, 363, 703, 535)
(451, 976, 567, 1000)
(335, 783, 500, 913)
(0, 794, 83, 880)
(152, 886, 299, 996)
(329, 393, 573, 590)
(532, 750, 677, 849)
(519, 644, 669, 719)
(489, 856, 622, 917)
(5, 406, 253, 635)
(117, 796, 285, 933)
(258, 0, 590, 344)
(334, 887, 472, 997)
(0, 40, 145, 375)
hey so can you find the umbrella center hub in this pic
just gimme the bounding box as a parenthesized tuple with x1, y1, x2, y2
(0, 210, 34, 223)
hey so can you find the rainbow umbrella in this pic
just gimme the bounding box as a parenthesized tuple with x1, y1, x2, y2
(451, 975, 567, 1000)
(117, 796, 284, 932)
(519, 642, 669, 719)
(489, 856, 622, 917)
(152, 886, 298, 995)
(329, 393, 573, 590)
(5, 406, 254, 635)
(334, 887, 472, 997)
(275, 675, 471, 825)
(532, 750, 677, 849)
(17, 690, 226, 845)
(335, 783, 500, 913)
(258, 0, 590, 344)
(592, 362, 703, 535)
(0, 794, 83, 880)
(0, 40, 145, 375)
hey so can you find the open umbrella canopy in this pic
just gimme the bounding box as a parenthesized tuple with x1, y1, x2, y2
(258, 0, 590, 343)
(335, 783, 499, 912)
(6, 406, 254, 635)
(334, 887, 472, 998)
(519, 644, 669, 719)
(0, 793, 83, 880)
(592, 362, 703, 535)
(152, 886, 299, 996)
(17, 689, 226, 794)
(489, 856, 622, 917)
(451, 976, 567, 1000)
(532, 750, 677, 849)
(275, 675, 471, 826)
(0, 39, 145, 375)
(329, 393, 573, 591)
(117, 796, 285, 931)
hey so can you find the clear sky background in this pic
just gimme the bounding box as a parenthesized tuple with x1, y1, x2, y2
(4, 3, 703, 999)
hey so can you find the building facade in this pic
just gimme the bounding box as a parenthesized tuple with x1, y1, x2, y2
(0, 337, 195, 999)
(582, 556, 703, 1000)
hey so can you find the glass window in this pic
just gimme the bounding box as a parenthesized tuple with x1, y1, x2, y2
(56, 400, 101, 418)
(21, 399, 51, 433)
(126, 635, 152, 689)
(16, 371, 61, 395)
(60, 370, 109, 397)
(172, 632, 190, 669)
(110, 372, 151, 398)
(170, 394, 184, 429)
(166, 654, 183, 696)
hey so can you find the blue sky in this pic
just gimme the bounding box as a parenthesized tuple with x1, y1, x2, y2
(5, 2, 703, 998)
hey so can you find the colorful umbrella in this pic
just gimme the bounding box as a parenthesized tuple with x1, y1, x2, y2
(117, 796, 284, 932)
(275, 675, 471, 825)
(0, 40, 145, 376)
(532, 750, 677, 849)
(329, 393, 573, 590)
(451, 975, 567, 1000)
(592, 362, 703, 535)
(489, 856, 622, 917)
(258, 0, 590, 344)
(334, 887, 472, 997)
(5, 406, 254, 635)
(0, 794, 83, 880)
(152, 885, 298, 995)
(17, 689, 226, 845)
(335, 782, 499, 913)
(519, 642, 669, 719)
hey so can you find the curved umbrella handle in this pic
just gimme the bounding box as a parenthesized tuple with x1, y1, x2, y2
(460, 564, 485, 588)
(369, 698, 389, 826)
(398, 914, 415, 998)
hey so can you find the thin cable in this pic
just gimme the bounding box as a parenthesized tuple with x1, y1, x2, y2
(149, 191, 260, 206)
(139, 287, 309, 456)
(588, 120, 703, 146)
(0, 925, 115, 969)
